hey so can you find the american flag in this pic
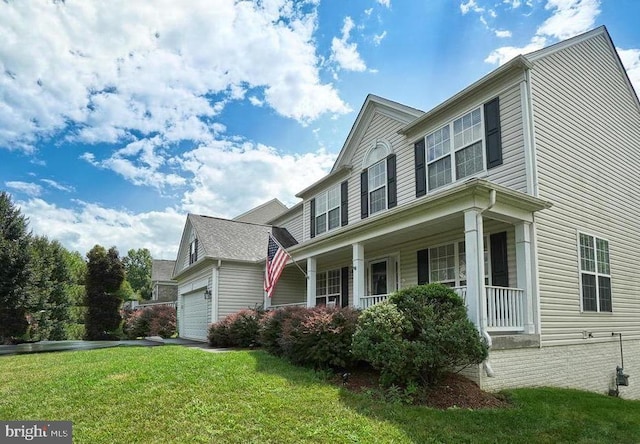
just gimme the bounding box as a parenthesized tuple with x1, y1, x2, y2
(264, 233, 290, 298)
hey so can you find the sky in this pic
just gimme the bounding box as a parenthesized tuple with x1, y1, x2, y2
(1, 0, 639, 260)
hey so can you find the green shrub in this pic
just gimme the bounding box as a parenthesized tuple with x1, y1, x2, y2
(258, 305, 306, 355)
(208, 308, 262, 347)
(278, 306, 360, 369)
(123, 305, 177, 339)
(352, 284, 488, 387)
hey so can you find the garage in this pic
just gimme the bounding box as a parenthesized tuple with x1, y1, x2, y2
(181, 291, 209, 341)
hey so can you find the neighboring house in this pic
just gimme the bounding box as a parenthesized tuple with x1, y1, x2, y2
(173, 214, 296, 341)
(151, 259, 178, 303)
(176, 26, 640, 398)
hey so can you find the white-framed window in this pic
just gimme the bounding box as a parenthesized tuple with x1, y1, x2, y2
(368, 159, 387, 215)
(429, 239, 490, 287)
(315, 185, 341, 235)
(189, 231, 198, 265)
(316, 269, 341, 307)
(426, 107, 484, 191)
(578, 233, 612, 312)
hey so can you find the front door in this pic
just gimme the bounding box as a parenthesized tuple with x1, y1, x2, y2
(370, 260, 388, 295)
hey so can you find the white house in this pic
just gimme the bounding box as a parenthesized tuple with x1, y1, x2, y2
(175, 26, 640, 398)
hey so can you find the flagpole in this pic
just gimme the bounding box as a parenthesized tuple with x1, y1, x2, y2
(269, 234, 308, 279)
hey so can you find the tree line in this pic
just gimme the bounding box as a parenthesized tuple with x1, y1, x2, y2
(0, 191, 154, 343)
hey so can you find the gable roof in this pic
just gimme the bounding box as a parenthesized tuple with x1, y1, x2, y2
(151, 259, 176, 282)
(331, 94, 424, 172)
(233, 198, 288, 224)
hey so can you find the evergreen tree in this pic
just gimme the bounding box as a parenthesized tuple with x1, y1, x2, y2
(63, 250, 87, 340)
(122, 248, 153, 300)
(0, 192, 31, 343)
(25, 237, 72, 340)
(85, 245, 125, 340)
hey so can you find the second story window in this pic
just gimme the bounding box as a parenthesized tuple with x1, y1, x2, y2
(415, 97, 502, 197)
(361, 141, 397, 219)
(189, 233, 198, 265)
(315, 185, 341, 235)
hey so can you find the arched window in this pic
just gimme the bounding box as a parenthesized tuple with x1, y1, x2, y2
(361, 140, 396, 217)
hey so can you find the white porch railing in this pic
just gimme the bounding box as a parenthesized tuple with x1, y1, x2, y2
(485, 286, 524, 332)
(269, 302, 307, 310)
(136, 300, 177, 310)
(357, 285, 525, 333)
(359, 294, 391, 309)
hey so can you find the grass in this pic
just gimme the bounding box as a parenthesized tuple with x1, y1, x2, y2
(0, 347, 639, 443)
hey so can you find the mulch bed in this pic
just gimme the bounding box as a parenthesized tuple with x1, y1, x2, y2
(333, 366, 510, 409)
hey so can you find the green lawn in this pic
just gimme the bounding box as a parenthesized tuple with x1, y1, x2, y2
(0, 347, 638, 443)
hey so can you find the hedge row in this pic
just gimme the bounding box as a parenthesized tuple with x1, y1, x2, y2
(208, 305, 360, 369)
(123, 305, 177, 339)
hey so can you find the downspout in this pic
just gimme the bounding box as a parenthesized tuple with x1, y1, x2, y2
(480, 189, 497, 377)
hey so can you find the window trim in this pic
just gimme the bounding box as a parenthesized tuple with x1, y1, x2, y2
(368, 158, 387, 215)
(424, 106, 487, 192)
(577, 231, 612, 313)
(316, 269, 341, 307)
(428, 238, 491, 287)
(314, 185, 341, 236)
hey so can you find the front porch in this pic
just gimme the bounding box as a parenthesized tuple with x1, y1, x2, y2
(268, 181, 550, 337)
(360, 285, 525, 333)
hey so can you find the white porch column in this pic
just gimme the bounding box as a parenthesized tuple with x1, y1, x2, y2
(306, 257, 316, 308)
(464, 209, 486, 330)
(516, 222, 535, 334)
(352, 243, 365, 309)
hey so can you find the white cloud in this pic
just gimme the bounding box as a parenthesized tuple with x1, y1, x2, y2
(81, 137, 186, 189)
(364, 8, 374, 16)
(5, 181, 42, 197)
(0, 0, 349, 152)
(537, 0, 600, 40)
(331, 17, 367, 72)
(179, 141, 335, 218)
(460, 0, 484, 15)
(503, 0, 522, 8)
(485, 0, 600, 65)
(41, 179, 75, 193)
(16, 198, 185, 259)
(618, 47, 640, 96)
(373, 31, 387, 46)
(495, 29, 512, 38)
(376, 0, 391, 8)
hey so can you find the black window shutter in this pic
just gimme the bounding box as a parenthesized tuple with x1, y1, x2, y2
(341, 267, 349, 308)
(309, 198, 316, 238)
(360, 170, 369, 219)
(340, 181, 348, 226)
(417, 249, 429, 285)
(484, 97, 503, 169)
(490, 231, 509, 287)
(194, 238, 198, 262)
(414, 139, 426, 197)
(387, 153, 397, 208)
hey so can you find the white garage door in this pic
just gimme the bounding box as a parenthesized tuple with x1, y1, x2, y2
(182, 292, 208, 341)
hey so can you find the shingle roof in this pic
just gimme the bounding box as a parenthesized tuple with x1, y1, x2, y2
(233, 198, 288, 224)
(189, 214, 294, 262)
(151, 259, 176, 281)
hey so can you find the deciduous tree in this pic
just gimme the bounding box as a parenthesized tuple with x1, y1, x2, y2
(122, 248, 152, 300)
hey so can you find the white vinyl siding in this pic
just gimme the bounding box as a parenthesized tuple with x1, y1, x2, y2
(217, 263, 264, 320)
(530, 31, 640, 344)
(270, 266, 306, 306)
(271, 207, 303, 243)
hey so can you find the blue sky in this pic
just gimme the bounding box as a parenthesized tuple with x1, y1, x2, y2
(1, 0, 639, 259)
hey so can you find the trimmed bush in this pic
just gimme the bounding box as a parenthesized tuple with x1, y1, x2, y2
(258, 305, 306, 355)
(208, 308, 262, 348)
(278, 306, 360, 369)
(352, 284, 488, 387)
(123, 305, 177, 339)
